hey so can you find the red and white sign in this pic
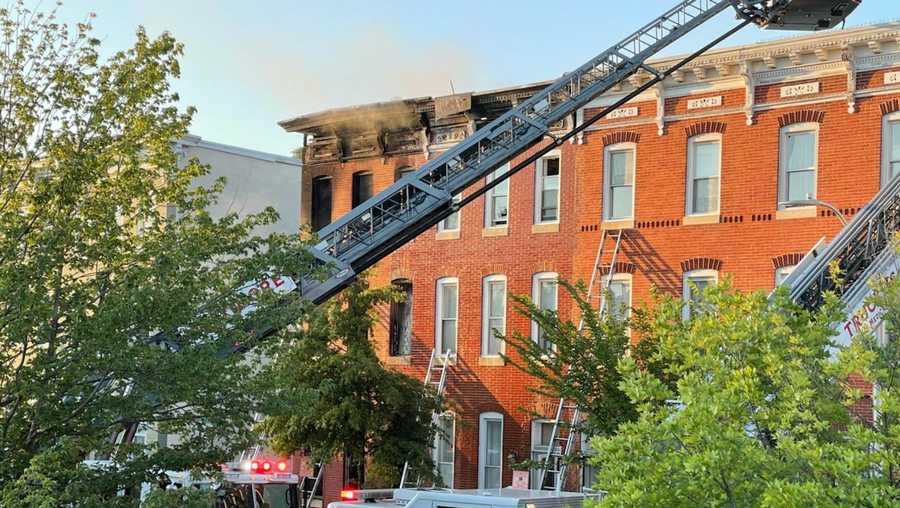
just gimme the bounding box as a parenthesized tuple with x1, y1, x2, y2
(511, 470, 530, 489)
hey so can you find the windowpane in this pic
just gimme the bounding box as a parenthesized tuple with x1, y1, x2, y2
(541, 189, 558, 222)
(311, 177, 332, 232)
(484, 280, 505, 356)
(352, 172, 373, 207)
(692, 177, 719, 214)
(539, 280, 557, 312)
(610, 187, 633, 219)
(607, 280, 631, 320)
(441, 321, 457, 352)
(389, 280, 412, 356)
(890, 121, 900, 182)
(775, 265, 795, 286)
(491, 195, 508, 225)
(610, 151, 633, 185)
(440, 194, 461, 231)
(538, 158, 560, 223)
(693, 142, 719, 178)
(786, 132, 815, 170)
(441, 285, 457, 319)
(435, 414, 454, 487)
(787, 170, 815, 201)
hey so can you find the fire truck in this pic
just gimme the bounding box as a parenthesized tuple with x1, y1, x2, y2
(215, 451, 301, 508)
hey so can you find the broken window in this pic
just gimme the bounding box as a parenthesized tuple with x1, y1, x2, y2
(389, 279, 412, 356)
(485, 164, 510, 228)
(536, 154, 560, 223)
(352, 171, 373, 208)
(311, 175, 332, 232)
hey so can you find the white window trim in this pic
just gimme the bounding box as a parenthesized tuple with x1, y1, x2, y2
(530, 419, 557, 489)
(778, 122, 819, 206)
(435, 277, 459, 355)
(531, 272, 559, 349)
(434, 412, 455, 488)
(685, 133, 722, 216)
(774, 265, 796, 287)
(478, 412, 504, 489)
(481, 274, 507, 358)
(534, 150, 561, 225)
(682, 269, 718, 320)
(438, 193, 463, 232)
(601, 272, 632, 321)
(485, 163, 511, 228)
(603, 142, 636, 221)
(882, 112, 900, 187)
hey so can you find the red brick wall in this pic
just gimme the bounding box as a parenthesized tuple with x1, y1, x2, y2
(300, 84, 900, 493)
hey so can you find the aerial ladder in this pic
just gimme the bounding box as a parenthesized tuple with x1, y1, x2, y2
(290, 1, 859, 306)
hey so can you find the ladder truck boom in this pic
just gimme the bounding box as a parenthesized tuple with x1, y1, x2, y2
(296, 0, 859, 306)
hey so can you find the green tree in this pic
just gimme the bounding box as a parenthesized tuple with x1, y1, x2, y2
(502, 280, 667, 442)
(259, 276, 441, 488)
(0, 2, 311, 504)
(591, 278, 900, 507)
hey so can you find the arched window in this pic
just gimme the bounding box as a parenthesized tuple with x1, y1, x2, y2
(478, 412, 504, 489)
(682, 268, 717, 320)
(778, 122, 818, 205)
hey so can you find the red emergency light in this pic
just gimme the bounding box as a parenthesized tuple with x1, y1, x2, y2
(340, 490, 356, 501)
(246, 458, 290, 474)
(277, 461, 288, 472)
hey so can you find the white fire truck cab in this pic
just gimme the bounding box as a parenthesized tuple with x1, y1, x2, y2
(328, 487, 593, 508)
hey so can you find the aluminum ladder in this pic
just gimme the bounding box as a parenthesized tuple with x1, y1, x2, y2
(537, 229, 627, 492)
(297, 0, 751, 305)
(399, 348, 451, 488)
(301, 463, 324, 508)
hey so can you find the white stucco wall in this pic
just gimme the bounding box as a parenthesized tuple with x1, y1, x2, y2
(177, 135, 302, 238)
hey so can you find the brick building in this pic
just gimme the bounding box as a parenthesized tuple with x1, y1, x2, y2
(279, 23, 900, 500)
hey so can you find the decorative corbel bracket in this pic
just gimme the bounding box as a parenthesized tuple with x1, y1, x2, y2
(740, 62, 755, 126)
(654, 83, 665, 136)
(842, 45, 857, 114)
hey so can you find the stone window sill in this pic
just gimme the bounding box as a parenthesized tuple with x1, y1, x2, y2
(682, 214, 720, 226)
(478, 356, 505, 367)
(532, 222, 560, 234)
(776, 206, 816, 220)
(436, 229, 460, 241)
(601, 218, 634, 230)
(482, 226, 509, 238)
(385, 355, 412, 366)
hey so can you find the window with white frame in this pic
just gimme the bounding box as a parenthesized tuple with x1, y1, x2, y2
(530, 420, 558, 489)
(686, 134, 721, 215)
(779, 123, 818, 203)
(581, 433, 599, 491)
(439, 193, 462, 232)
(435, 277, 458, 354)
(775, 265, 796, 286)
(602, 273, 632, 322)
(485, 164, 510, 227)
(479, 412, 504, 489)
(883, 112, 900, 186)
(683, 269, 717, 320)
(604, 143, 635, 220)
(535, 154, 560, 224)
(482, 275, 507, 357)
(532, 272, 559, 351)
(434, 413, 455, 488)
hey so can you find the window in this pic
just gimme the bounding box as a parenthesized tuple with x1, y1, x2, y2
(434, 413, 455, 488)
(435, 278, 458, 354)
(530, 420, 559, 489)
(603, 143, 635, 220)
(389, 279, 412, 356)
(532, 272, 559, 350)
(352, 171, 373, 208)
(439, 194, 462, 232)
(882, 112, 900, 186)
(683, 269, 717, 320)
(603, 274, 632, 321)
(311, 176, 332, 232)
(478, 412, 504, 489)
(536, 154, 560, 223)
(485, 164, 510, 227)
(686, 135, 721, 215)
(581, 434, 599, 491)
(779, 124, 818, 203)
(482, 275, 507, 357)
(396, 166, 415, 182)
(775, 265, 796, 286)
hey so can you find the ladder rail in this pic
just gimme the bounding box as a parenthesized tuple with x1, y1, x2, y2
(400, 348, 451, 489)
(303, 464, 324, 508)
(539, 230, 628, 492)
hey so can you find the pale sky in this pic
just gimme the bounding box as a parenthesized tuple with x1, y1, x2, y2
(55, 1, 898, 156)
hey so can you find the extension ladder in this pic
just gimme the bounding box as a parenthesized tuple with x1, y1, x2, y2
(537, 229, 627, 492)
(399, 348, 451, 488)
